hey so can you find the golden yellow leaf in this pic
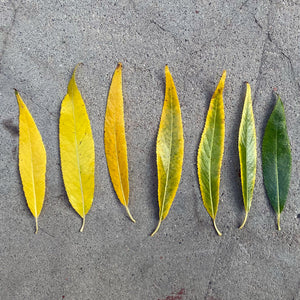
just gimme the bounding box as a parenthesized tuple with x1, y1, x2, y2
(104, 63, 135, 222)
(16, 90, 47, 234)
(151, 65, 184, 236)
(197, 71, 226, 236)
(59, 64, 95, 232)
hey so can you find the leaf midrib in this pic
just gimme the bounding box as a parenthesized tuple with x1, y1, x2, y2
(70, 94, 85, 218)
(113, 120, 127, 205)
(160, 90, 173, 220)
(274, 127, 280, 213)
(207, 100, 218, 218)
(25, 114, 38, 218)
(243, 112, 250, 210)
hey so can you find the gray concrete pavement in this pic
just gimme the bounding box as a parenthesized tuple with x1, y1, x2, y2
(1, 0, 299, 299)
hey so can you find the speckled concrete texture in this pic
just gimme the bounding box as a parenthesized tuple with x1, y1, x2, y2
(1, 0, 299, 299)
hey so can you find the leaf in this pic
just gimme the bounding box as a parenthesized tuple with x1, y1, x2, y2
(197, 71, 226, 236)
(16, 90, 47, 234)
(238, 83, 257, 229)
(262, 96, 291, 230)
(59, 64, 95, 232)
(104, 63, 135, 223)
(151, 65, 184, 236)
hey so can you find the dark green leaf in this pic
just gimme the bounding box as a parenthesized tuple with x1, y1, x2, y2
(262, 96, 291, 230)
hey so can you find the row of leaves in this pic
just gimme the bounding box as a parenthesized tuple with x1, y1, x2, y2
(16, 64, 292, 235)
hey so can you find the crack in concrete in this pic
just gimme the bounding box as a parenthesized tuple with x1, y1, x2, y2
(254, 16, 263, 30)
(267, 33, 300, 94)
(253, 1, 272, 105)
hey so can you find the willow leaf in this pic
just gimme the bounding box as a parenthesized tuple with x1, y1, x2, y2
(151, 65, 184, 236)
(238, 83, 257, 229)
(197, 71, 226, 236)
(59, 64, 95, 232)
(262, 96, 291, 230)
(16, 90, 46, 234)
(104, 63, 135, 223)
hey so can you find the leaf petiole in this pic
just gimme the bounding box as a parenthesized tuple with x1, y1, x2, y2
(125, 206, 136, 223)
(277, 213, 281, 231)
(35, 217, 38, 234)
(151, 219, 162, 237)
(239, 211, 248, 229)
(213, 219, 222, 236)
(80, 216, 85, 232)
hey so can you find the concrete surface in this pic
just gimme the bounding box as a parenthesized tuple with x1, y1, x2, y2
(1, 0, 299, 299)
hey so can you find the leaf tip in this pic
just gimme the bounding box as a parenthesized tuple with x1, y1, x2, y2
(221, 69, 226, 78)
(117, 62, 122, 69)
(165, 64, 170, 73)
(73, 62, 84, 78)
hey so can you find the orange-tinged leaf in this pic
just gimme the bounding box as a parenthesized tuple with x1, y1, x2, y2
(16, 90, 47, 234)
(104, 63, 135, 222)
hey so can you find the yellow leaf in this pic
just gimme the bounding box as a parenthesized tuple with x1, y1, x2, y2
(151, 65, 184, 236)
(104, 63, 135, 223)
(59, 64, 95, 232)
(197, 71, 226, 236)
(16, 90, 47, 234)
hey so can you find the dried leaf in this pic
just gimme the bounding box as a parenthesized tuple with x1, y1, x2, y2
(104, 63, 135, 222)
(59, 64, 95, 232)
(151, 65, 184, 236)
(197, 71, 226, 236)
(16, 90, 46, 233)
(262, 96, 291, 230)
(238, 83, 257, 229)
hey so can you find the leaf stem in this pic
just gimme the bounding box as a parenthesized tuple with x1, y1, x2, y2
(35, 217, 38, 234)
(80, 216, 85, 232)
(151, 219, 162, 237)
(213, 219, 222, 236)
(125, 206, 136, 223)
(277, 213, 281, 231)
(239, 211, 248, 229)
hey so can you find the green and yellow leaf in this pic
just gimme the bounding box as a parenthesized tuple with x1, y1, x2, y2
(262, 96, 291, 230)
(104, 63, 135, 223)
(238, 83, 257, 229)
(151, 65, 184, 236)
(59, 64, 95, 232)
(197, 71, 226, 236)
(16, 90, 47, 234)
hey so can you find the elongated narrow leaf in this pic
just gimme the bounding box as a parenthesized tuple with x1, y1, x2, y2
(151, 65, 184, 236)
(197, 71, 226, 236)
(238, 83, 257, 229)
(59, 65, 95, 232)
(16, 90, 46, 233)
(104, 63, 135, 222)
(262, 96, 291, 230)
